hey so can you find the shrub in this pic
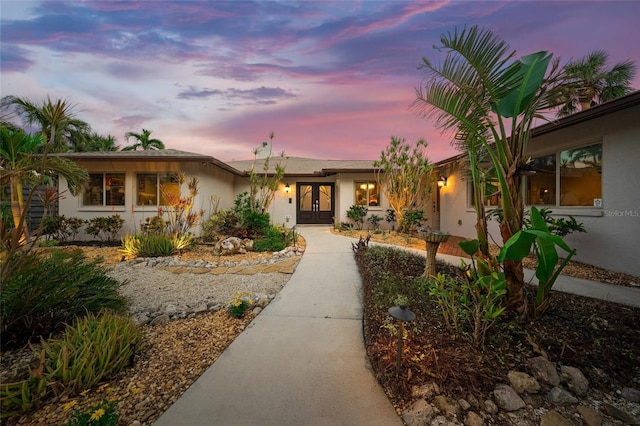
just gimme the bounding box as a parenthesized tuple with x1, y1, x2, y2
(242, 211, 270, 238)
(399, 209, 424, 234)
(346, 205, 368, 230)
(41, 215, 85, 242)
(85, 215, 125, 243)
(140, 215, 166, 235)
(41, 312, 141, 393)
(1, 250, 127, 347)
(253, 226, 286, 252)
(66, 399, 119, 426)
(0, 366, 47, 420)
(366, 214, 383, 230)
(200, 210, 241, 241)
(227, 291, 254, 319)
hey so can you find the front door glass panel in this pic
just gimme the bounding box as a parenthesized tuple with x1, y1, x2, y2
(319, 185, 331, 211)
(300, 185, 313, 211)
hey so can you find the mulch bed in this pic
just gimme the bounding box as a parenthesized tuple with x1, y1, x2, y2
(356, 246, 640, 413)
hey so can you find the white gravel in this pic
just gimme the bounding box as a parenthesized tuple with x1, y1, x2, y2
(107, 264, 292, 315)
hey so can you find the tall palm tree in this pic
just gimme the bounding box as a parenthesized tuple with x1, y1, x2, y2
(122, 128, 165, 151)
(84, 133, 120, 152)
(1, 95, 91, 152)
(558, 50, 637, 116)
(412, 26, 566, 317)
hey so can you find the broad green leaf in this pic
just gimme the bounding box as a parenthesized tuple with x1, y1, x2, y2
(498, 231, 536, 261)
(495, 51, 553, 118)
(458, 239, 480, 256)
(529, 206, 550, 232)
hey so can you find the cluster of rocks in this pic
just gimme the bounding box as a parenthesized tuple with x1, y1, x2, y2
(129, 292, 274, 327)
(402, 356, 640, 426)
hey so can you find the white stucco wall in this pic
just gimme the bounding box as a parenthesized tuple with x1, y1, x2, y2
(437, 103, 640, 277)
(58, 160, 235, 240)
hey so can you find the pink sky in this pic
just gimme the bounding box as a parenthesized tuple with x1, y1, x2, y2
(2, 1, 639, 162)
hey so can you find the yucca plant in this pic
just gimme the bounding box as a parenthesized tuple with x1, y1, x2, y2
(0, 351, 47, 420)
(40, 312, 142, 393)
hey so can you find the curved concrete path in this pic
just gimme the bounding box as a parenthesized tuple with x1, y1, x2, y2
(155, 226, 402, 426)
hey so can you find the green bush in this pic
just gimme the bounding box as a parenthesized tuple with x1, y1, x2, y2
(41, 215, 85, 242)
(253, 226, 286, 252)
(346, 205, 368, 230)
(242, 211, 270, 238)
(1, 250, 127, 347)
(67, 399, 119, 426)
(41, 312, 142, 393)
(85, 215, 125, 243)
(200, 210, 241, 241)
(400, 209, 425, 234)
(0, 371, 47, 420)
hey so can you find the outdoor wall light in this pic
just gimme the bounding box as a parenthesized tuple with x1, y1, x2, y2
(284, 183, 292, 204)
(437, 175, 448, 188)
(388, 304, 416, 374)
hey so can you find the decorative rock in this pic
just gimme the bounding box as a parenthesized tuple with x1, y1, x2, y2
(412, 382, 441, 399)
(434, 395, 460, 417)
(466, 394, 480, 409)
(602, 402, 639, 425)
(559, 365, 589, 396)
(463, 411, 483, 426)
(484, 400, 498, 415)
(540, 410, 572, 426)
(576, 405, 602, 426)
(458, 398, 471, 411)
(150, 314, 170, 325)
(214, 237, 244, 256)
(620, 387, 640, 402)
(507, 370, 541, 394)
(546, 387, 578, 405)
(527, 356, 560, 386)
(131, 312, 150, 326)
(252, 307, 262, 316)
(402, 399, 435, 426)
(493, 384, 525, 411)
(430, 415, 460, 426)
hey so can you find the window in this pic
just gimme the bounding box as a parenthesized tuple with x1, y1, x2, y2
(467, 181, 501, 208)
(83, 173, 125, 206)
(136, 173, 180, 206)
(526, 143, 602, 207)
(355, 181, 380, 207)
(526, 154, 556, 205)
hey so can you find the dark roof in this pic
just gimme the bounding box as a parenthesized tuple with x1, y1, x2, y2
(434, 90, 640, 167)
(54, 149, 243, 175)
(228, 157, 378, 176)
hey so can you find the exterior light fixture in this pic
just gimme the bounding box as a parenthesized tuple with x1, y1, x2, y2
(437, 175, 447, 187)
(284, 183, 292, 204)
(388, 304, 416, 374)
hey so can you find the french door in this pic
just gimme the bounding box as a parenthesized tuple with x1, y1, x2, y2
(297, 183, 334, 224)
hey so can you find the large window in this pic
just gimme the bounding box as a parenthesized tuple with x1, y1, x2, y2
(83, 173, 125, 206)
(526, 143, 602, 207)
(136, 173, 180, 206)
(355, 181, 380, 207)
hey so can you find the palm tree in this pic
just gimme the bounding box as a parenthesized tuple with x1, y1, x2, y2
(0, 126, 88, 249)
(84, 133, 120, 151)
(122, 129, 165, 151)
(1, 95, 91, 152)
(412, 26, 566, 317)
(558, 50, 637, 116)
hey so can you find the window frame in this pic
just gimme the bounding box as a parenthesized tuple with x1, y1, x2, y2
(135, 172, 181, 207)
(82, 172, 126, 207)
(354, 180, 381, 208)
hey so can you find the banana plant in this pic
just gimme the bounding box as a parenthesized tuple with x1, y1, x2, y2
(498, 206, 576, 316)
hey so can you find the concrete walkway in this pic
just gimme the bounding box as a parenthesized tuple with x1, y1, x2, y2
(155, 226, 403, 426)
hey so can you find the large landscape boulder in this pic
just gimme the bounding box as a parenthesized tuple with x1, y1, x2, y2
(213, 237, 253, 255)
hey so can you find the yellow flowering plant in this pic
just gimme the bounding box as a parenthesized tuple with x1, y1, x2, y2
(227, 291, 254, 318)
(66, 399, 118, 426)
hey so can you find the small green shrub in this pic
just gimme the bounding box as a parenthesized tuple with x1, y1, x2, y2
(41, 312, 142, 393)
(347, 205, 368, 230)
(85, 215, 125, 242)
(140, 215, 166, 234)
(66, 399, 119, 426)
(253, 226, 286, 252)
(0, 369, 47, 420)
(227, 291, 254, 319)
(41, 215, 85, 242)
(400, 209, 424, 234)
(1, 250, 127, 347)
(366, 214, 383, 230)
(201, 209, 242, 241)
(242, 211, 270, 238)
